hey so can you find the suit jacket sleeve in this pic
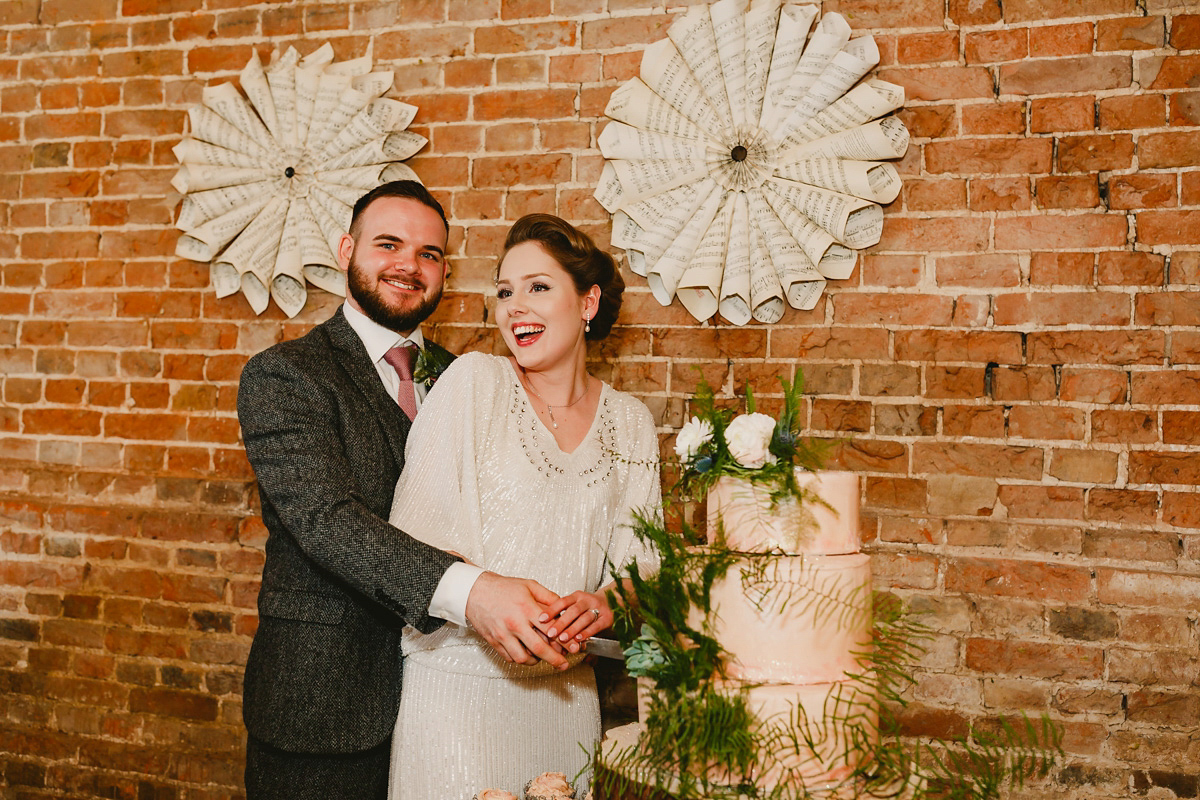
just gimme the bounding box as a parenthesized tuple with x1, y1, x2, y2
(239, 344, 458, 634)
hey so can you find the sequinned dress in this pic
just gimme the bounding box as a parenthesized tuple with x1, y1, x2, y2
(386, 352, 661, 800)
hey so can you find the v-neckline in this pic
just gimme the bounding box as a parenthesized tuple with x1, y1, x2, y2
(505, 358, 605, 456)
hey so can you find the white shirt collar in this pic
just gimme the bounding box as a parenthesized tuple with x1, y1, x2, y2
(342, 301, 426, 364)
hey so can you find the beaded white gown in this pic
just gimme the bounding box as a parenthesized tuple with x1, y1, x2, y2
(386, 352, 661, 800)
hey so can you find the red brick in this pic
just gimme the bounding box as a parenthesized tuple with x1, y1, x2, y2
(1148, 54, 1200, 90)
(995, 213, 1127, 250)
(1107, 173, 1177, 209)
(1097, 16, 1166, 50)
(1031, 96, 1095, 133)
(1012, 407, 1089, 443)
(877, 66, 994, 102)
(1097, 568, 1200, 611)
(913, 442, 1042, 479)
(1036, 175, 1101, 209)
(474, 88, 576, 120)
(769, 327, 889, 361)
(22, 408, 102, 436)
(896, 330, 1022, 364)
(961, 102, 1025, 136)
(943, 405, 1005, 438)
(966, 638, 1104, 680)
(130, 687, 218, 721)
(1098, 94, 1168, 131)
(1138, 210, 1200, 246)
(472, 153, 571, 187)
(994, 292, 1130, 327)
(1059, 368, 1128, 403)
(896, 31, 959, 64)
(1031, 22, 1095, 56)
(903, 178, 967, 211)
(1129, 450, 1200, 486)
(1058, 133, 1135, 172)
(1140, 131, 1200, 169)
(1136, 292, 1200, 326)
(1163, 492, 1200, 529)
(580, 15, 673, 49)
(1169, 91, 1200, 127)
(475, 20, 574, 53)
(969, 177, 1033, 211)
(964, 29, 1027, 63)
(1163, 412, 1200, 446)
(1172, 14, 1200, 48)
(927, 138, 1053, 175)
(1030, 330, 1164, 365)
(896, 105, 956, 140)
(877, 216, 990, 252)
(1092, 409, 1157, 444)
(1000, 56, 1132, 95)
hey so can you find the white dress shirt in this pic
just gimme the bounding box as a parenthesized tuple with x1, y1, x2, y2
(342, 302, 483, 627)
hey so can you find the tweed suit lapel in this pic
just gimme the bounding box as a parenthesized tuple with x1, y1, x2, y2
(323, 308, 411, 468)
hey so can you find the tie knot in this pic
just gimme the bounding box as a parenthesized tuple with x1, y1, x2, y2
(383, 341, 419, 381)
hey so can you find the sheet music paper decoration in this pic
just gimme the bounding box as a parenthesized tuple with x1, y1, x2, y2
(594, 1, 909, 325)
(172, 43, 427, 318)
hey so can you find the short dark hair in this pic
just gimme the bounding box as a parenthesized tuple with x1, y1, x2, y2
(500, 214, 624, 341)
(349, 180, 449, 239)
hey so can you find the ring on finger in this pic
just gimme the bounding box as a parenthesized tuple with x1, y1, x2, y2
(590, 608, 600, 619)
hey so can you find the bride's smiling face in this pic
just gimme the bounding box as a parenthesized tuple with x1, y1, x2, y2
(495, 241, 598, 371)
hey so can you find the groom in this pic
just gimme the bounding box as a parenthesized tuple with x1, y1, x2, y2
(237, 180, 568, 799)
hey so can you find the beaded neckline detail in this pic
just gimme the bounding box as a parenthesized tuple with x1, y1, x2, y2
(508, 370, 617, 486)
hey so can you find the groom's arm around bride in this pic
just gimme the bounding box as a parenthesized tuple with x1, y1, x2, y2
(237, 181, 566, 800)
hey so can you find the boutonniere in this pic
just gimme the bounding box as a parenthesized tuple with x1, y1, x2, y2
(412, 346, 454, 390)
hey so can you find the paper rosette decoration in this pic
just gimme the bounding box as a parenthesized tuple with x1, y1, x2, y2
(594, 1, 909, 325)
(172, 43, 426, 317)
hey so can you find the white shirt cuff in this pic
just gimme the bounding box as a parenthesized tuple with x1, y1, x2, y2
(428, 562, 485, 627)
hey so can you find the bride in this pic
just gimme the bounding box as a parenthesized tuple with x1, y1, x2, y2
(386, 214, 662, 799)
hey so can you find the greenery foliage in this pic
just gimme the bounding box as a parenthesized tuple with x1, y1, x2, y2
(601, 512, 1063, 800)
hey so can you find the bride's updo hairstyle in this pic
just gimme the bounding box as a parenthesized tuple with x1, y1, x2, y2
(500, 213, 625, 341)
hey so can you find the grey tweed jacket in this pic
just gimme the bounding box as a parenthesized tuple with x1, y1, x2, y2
(237, 307, 459, 754)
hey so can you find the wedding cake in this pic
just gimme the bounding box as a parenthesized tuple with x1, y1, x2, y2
(596, 469, 876, 798)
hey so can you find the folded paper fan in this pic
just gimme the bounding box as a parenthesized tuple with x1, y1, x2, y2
(173, 43, 427, 318)
(594, 0, 909, 325)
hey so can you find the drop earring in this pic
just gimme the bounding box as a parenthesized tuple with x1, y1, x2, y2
(584, 314, 591, 333)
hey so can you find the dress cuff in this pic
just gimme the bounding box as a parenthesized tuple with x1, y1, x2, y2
(428, 561, 485, 627)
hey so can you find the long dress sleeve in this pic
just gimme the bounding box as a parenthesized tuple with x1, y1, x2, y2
(388, 352, 490, 565)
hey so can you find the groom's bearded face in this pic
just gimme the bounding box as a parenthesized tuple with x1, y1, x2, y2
(346, 248, 445, 334)
(341, 196, 448, 335)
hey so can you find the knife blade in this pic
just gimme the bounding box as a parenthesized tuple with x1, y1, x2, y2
(584, 637, 625, 660)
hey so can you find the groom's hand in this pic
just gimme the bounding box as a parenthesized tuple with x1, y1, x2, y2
(466, 572, 569, 670)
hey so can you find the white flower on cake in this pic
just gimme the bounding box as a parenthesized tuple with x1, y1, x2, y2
(725, 413, 778, 468)
(523, 772, 575, 800)
(674, 415, 714, 460)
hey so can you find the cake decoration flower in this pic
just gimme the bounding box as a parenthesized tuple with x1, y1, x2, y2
(724, 413, 778, 468)
(674, 416, 714, 460)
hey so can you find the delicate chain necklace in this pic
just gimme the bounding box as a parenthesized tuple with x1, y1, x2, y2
(519, 368, 590, 430)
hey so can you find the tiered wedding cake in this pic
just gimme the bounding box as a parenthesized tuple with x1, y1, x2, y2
(597, 469, 875, 798)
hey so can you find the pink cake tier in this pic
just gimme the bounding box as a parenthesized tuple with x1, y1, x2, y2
(706, 470, 861, 555)
(697, 552, 873, 685)
(613, 677, 878, 791)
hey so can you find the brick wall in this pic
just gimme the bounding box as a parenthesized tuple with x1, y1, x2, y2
(2, 0, 1198, 797)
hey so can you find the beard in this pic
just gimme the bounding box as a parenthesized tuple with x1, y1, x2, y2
(346, 254, 444, 334)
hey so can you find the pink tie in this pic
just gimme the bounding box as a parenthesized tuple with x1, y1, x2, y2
(382, 341, 419, 420)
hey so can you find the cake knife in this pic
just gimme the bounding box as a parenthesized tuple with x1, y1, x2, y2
(584, 637, 625, 660)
